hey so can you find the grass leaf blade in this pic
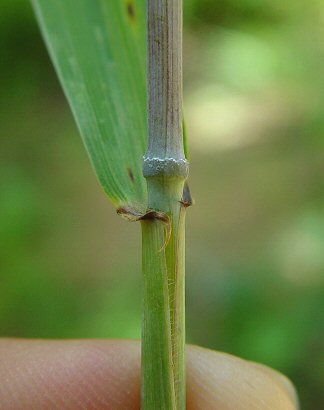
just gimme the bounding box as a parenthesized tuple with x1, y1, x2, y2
(31, 0, 147, 212)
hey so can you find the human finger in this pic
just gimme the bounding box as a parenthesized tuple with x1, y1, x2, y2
(0, 339, 299, 409)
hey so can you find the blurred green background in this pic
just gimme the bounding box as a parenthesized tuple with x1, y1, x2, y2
(1, 0, 324, 408)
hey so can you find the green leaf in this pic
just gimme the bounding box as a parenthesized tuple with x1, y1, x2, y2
(31, 0, 147, 213)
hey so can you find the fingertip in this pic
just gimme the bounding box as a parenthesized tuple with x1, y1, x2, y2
(187, 345, 299, 410)
(248, 361, 300, 409)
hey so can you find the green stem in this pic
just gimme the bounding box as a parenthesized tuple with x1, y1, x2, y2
(141, 177, 186, 409)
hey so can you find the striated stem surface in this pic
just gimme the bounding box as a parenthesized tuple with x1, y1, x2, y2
(141, 1, 188, 409)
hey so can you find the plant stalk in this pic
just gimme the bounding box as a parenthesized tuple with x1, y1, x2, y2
(141, 1, 188, 409)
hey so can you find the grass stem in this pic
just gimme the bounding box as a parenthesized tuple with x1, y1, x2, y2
(142, 1, 188, 409)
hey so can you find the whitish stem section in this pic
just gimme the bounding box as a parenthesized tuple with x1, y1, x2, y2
(145, 0, 186, 164)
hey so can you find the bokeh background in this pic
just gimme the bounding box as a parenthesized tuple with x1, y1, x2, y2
(1, 0, 324, 408)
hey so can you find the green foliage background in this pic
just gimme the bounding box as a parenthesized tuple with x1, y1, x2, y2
(1, 1, 324, 408)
